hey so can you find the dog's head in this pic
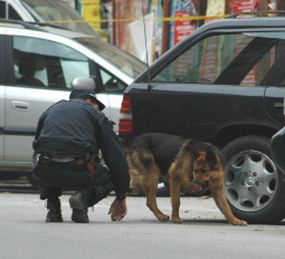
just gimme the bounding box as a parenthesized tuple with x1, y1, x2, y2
(192, 146, 223, 186)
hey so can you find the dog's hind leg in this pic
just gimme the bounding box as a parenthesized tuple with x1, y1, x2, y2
(143, 170, 170, 222)
(128, 148, 169, 221)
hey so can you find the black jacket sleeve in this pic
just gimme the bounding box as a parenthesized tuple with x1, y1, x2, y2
(97, 118, 131, 199)
(33, 111, 47, 150)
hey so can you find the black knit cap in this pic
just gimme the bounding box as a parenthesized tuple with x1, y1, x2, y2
(69, 77, 105, 111)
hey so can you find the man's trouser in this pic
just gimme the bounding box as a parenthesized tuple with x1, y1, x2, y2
(34, 158, 114, 207)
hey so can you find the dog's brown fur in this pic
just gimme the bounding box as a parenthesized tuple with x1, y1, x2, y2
(127, 133, 247, 225)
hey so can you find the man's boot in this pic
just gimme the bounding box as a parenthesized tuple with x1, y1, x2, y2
(69, 191, 89, 223)
(46, 197, 63, 222)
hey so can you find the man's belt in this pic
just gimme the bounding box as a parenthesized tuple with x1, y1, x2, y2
(50, 157, 87, 166)
(50, 157, 74, 162)
(49, 156, 95, 176)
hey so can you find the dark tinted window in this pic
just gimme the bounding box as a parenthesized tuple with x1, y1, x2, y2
(8, 5, 22, 20)
(0, 2, 6, 18)
(152, 32, 285, 86)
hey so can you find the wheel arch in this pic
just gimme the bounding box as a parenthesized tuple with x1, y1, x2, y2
(211, 124, 279, 149)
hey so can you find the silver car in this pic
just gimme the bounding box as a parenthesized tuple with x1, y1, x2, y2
(0, 0, 98, 37)
(0, 21, 145, 176)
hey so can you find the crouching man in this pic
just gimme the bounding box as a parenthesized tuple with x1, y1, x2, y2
(32, 77, 131, 223)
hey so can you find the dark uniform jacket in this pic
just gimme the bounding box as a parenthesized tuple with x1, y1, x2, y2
(33, 98, 130, 198)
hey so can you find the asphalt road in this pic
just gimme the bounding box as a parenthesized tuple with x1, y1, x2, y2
(0, 193, 285, 259)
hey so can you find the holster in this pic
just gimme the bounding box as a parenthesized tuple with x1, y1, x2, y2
(87, 160, 96, 177)
(71, 158, 94, 177)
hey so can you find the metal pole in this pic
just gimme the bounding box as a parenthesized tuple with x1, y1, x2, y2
(161, 0, 171, 54)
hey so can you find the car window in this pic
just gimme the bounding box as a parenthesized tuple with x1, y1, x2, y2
(152, 32, 285, 86)
(99, 67, 127, 93)
(20, 0, 97, 36)
(77, 37, 146, 79)
(8, 4, 22, 20)
(0, 1, 21, 20)
(13, 36, 90, 89)
(0, 2, 5, 18)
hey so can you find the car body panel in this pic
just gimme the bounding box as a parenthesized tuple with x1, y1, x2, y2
(264, 86, 285, 124)
(4, 86, 68, 161)
(0, 85, 4, 161)
(129, 83, 279, 142)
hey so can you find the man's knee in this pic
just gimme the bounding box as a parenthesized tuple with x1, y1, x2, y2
(93, 165, 114, 199)
(93, 165, 113, 186)
(39, 184, 62, 200)
(89, 185, 109, 206)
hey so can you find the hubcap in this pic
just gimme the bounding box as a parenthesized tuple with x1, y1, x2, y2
(225, 150, 278, 212)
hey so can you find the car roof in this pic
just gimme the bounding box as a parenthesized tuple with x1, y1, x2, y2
(181, 17, 285, 46)
(200, 17, 285, 31)
(0, 19, 97, 39)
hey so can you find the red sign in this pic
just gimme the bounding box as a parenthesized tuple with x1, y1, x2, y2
(174, 11, 196, 45)
(229, 0, 258, 13)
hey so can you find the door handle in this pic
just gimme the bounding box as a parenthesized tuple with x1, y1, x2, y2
(11, 101, 29, 110)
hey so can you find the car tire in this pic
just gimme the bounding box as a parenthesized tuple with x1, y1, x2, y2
(222, 135, 285, 224)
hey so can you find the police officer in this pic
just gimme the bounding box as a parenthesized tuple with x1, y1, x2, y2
(33, 77, 131, 223)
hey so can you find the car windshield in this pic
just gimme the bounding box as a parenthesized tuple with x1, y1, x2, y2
(20, 0, 97, 36)
(77, 37, 146, 79)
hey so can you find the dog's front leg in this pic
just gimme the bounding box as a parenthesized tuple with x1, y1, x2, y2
(169, 176, 183, 223)
(210, 183, 247, 226)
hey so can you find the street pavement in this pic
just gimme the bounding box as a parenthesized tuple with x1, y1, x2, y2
(0, 193, 285, 259)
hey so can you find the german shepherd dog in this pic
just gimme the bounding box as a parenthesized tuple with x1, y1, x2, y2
(127, 133, 247, 225)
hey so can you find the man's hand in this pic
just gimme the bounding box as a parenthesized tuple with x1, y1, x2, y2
(108, 198, 127, 221)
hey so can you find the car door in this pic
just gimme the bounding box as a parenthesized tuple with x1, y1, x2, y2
(0, 34, 6, 161)
(260, 36, 285, 125)
(0, 84, 3, 161)
(131, 29, 283, 140)
(3, 34, 96, 162)
(0, 85, 3, 161)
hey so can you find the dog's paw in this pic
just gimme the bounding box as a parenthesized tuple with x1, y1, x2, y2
(171, 217, 183, 224)
(158, 214, 170, 222)
(231, 218, 247, 226)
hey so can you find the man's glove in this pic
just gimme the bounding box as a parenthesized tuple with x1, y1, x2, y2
(108, 198, 127, 221)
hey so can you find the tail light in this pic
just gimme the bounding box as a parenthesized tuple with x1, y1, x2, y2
(119, 95, 133, 135)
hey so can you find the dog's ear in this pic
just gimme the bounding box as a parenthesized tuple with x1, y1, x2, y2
(206, 146, 217, 164)
(197, 151, 206, 161)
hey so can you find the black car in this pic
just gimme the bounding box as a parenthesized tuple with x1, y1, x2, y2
(119, 17, 285, 224)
